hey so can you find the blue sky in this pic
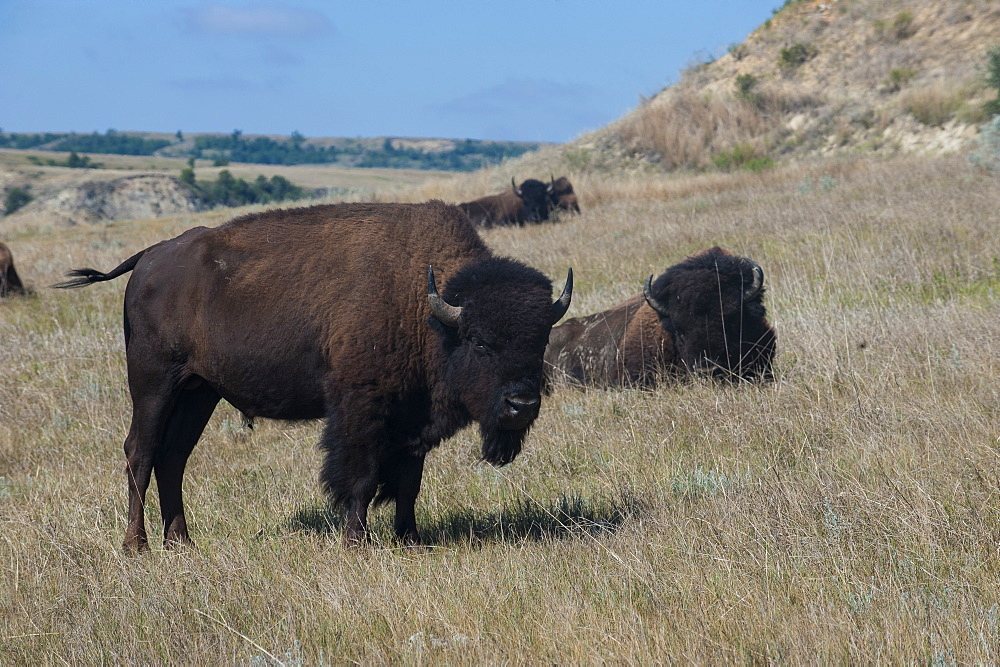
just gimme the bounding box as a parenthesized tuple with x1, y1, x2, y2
(1, 1, 782, 143)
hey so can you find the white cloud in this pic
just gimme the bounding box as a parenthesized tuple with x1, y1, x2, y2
(181, 4, 334, 39)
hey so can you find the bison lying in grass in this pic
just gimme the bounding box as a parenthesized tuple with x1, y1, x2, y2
(548, 176, 580, 215)
(57, 200, 572, 549)
(459, 177, 554, 227)
(545, 247, 775, 388)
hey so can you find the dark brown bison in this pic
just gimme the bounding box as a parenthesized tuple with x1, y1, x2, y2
(545, 247, 775, 388)
(56, 201, 572, 550)
(548, 176, 580, 215)
(0, 241, 26, 297)
(458, 177, 554, 227)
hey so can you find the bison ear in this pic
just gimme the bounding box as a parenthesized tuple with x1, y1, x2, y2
(643, 274, 671, 318)
(551, 268, 573, 324)
(428, 265, 463, 328)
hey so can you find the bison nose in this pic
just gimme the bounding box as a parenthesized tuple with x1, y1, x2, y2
(500, 394, 540, 429)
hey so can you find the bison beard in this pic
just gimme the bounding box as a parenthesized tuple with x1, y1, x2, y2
(479, 411, 528, 466)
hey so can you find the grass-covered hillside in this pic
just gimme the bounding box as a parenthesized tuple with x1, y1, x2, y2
(511, 0, 1000, 178)
(2, 153, 999, 661)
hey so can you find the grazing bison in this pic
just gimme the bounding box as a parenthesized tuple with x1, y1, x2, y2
(0, 241, 26, 297)
(56, 201, 572, 550)
(548, 176, 581, 215)
(545, 247, 775, 388)
(458, 177, 554, 227)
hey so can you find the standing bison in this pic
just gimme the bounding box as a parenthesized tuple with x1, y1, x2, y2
(56, 201, 572, 549)
(0, 241, 26, 297)
(548, 176, 581, 215)
(458, 177, 554, 227)
(545, 247, 774, 388)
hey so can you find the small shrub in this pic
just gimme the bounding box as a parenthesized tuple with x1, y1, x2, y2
(735, 74, 759, 101)
(712, 143, 765, 171)
(743, 156, 775, 173)
(779, 43, 817, 70)
(728, 42, 748, 61)
(212, 157, 230, 167)
(968, 115, 1000, 172)
(4, 186, 33, 215)
(892, 11, 915, 39)
(885, 68, 917, 92)
(984, 46, 1000, 118)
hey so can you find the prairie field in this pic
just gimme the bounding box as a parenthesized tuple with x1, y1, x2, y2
(1, 154, 999, 662)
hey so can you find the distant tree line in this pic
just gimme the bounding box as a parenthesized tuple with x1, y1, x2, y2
(0, 128, 543, 172)
(192, 131, 540, 171)
(0, 129, 170, 155)
(180, 167, 308, 208)
(0, 132, 69, 149)
(54, 130, 171, 155)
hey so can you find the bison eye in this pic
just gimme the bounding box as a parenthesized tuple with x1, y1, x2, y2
(469, 336, 491, 355)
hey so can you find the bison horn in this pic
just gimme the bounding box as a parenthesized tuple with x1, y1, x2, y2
(742, 258, 764, 300)
(643, 275, 671, 317)
(427, 265, 463, 328)
(551, 268, 573, 324)
(548, 174, 556, 193)
(511, 177, 522, 198)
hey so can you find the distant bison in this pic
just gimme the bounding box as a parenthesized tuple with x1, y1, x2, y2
(549, 176, 580, 215)
(545, 247, 775, 388)
(0, 241, 26, 297)
(57, 201, 572, 549)
(459, 177, 554, 227)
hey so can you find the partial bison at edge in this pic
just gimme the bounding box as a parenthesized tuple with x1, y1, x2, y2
(545, 247, 775, 388)
(57, 201, 572, 550)
(0, 241, 26, 297)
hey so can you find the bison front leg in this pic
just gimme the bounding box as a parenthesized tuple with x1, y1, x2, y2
(392, 453, 425, 545)
(319, 416, 380, 546)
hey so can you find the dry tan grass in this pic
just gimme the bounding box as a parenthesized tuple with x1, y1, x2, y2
(2, 154, 999, 662)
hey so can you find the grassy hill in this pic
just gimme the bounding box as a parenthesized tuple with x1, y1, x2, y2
(502, 0, 1000, 179)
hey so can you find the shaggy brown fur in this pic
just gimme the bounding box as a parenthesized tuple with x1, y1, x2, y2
(57, 201, 572, 549)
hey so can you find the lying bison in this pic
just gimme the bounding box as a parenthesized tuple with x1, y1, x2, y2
(0, 241, 26, 297)
(549, 176, 580, 215)
(458, 177, 553, 227)
(57, 201, 572, 550)
(545, 247, 775, 388)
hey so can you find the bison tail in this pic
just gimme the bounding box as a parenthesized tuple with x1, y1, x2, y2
(51, 247, 148, 289)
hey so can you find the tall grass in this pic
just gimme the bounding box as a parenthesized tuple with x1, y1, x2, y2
(1, 154, 999, 662)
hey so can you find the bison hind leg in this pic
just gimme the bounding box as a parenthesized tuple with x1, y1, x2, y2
(154, 381, 220, 548)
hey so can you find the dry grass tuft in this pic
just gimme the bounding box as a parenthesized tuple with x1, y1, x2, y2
(2, 154, 999, 661)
